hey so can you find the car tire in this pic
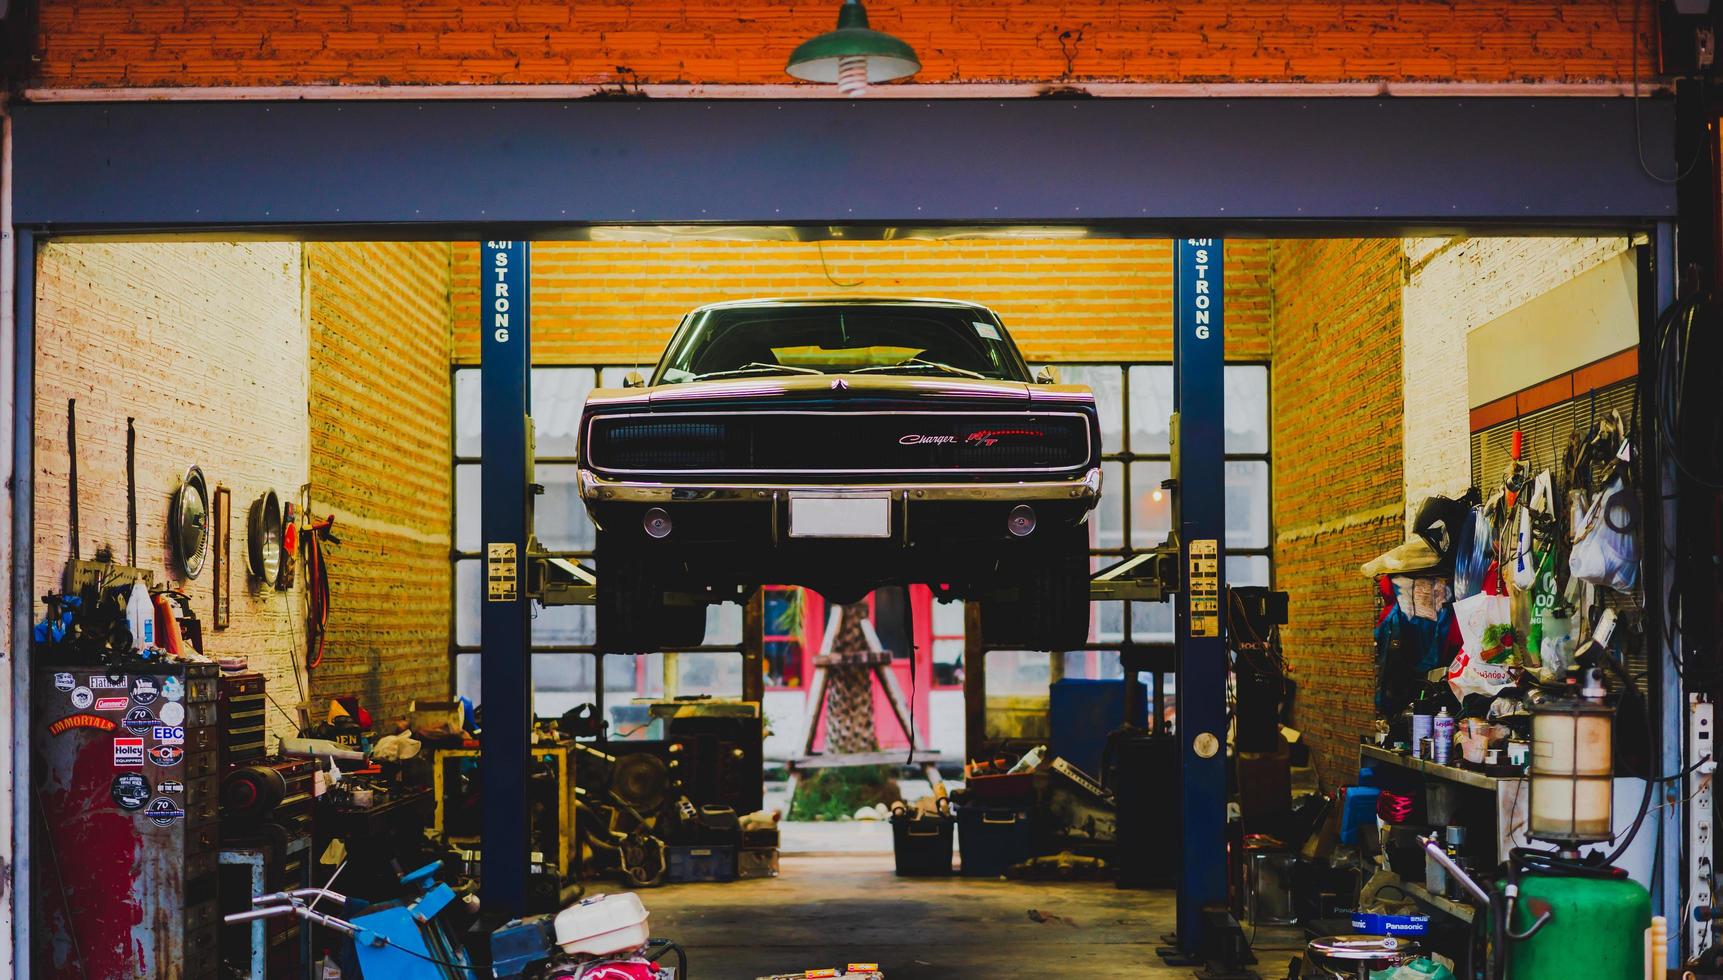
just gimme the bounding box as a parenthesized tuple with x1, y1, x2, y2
(979, 526, 1091, 651)
(661, 602, 708, 649)
(596, 529, 661, 653)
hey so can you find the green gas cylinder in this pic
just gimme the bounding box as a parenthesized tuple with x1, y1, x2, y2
(1502, 873, 1650, 980)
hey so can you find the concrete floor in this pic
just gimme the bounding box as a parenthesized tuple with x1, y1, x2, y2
(595, 852, 1300, 980)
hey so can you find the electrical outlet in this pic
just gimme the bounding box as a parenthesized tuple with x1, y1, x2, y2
(1691, 696, 1715, 962)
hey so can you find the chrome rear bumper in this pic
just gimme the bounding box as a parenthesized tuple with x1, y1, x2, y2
(578, 466, 1103, 504)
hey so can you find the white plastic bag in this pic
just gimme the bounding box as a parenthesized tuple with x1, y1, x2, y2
(1570, 476, 1640, 593)
(1453, 590, 1517, 665)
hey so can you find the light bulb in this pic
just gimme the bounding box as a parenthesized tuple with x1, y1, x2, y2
(837, 55, 869, 96)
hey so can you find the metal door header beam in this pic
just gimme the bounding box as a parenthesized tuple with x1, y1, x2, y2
(11, 97, 1675, 231)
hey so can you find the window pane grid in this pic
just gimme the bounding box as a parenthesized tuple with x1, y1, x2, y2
(456, 361, 1271, 671)
(1008, 361, 1272, 655)
(455, 366, 748, 705)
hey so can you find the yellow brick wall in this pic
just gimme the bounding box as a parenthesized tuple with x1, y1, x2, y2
(34, 241, 311, 741)
(307, 243, 455, 725)
(452, 239, 1274, 366)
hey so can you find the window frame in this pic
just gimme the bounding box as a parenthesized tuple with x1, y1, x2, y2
(1039, 359, 1274, 651)
(448, 364, 748, 720)
(449, 359, 1272, 708)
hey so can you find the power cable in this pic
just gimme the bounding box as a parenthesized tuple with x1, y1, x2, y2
(817, 242, 864, 288)
(1654, 294, 1723, 489)
(1632, 0, 1707, 185)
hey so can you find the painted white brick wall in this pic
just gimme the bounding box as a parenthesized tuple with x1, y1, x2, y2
(34, 241, 310, 741)
(1399, 236, 1630, 527)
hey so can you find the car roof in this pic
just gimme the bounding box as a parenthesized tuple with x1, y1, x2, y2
(687, 296, 1000, 317)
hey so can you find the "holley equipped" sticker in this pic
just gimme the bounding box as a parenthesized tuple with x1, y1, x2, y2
(112, 737, 144, 767)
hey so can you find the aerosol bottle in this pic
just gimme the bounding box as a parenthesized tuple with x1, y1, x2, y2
(126, 578, 154, 651)
(1411, 695, 1435, 758)
(1432, 707, 1455, 765)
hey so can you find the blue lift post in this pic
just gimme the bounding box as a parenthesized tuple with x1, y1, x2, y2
(1171, 238, 1229, 960)
(479, 240, 534, 917)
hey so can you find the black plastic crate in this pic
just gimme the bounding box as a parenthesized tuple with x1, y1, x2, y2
(957, 806, 1033, 878)
(890, 804, 954, 877)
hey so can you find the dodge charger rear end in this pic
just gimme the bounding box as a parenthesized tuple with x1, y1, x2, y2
(576, 298, 1101, 652)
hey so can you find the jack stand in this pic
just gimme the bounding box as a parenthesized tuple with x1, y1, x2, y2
(1155, 907, 1261, 980)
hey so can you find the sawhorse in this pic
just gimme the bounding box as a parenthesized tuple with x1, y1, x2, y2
(783, 605, 946, 806)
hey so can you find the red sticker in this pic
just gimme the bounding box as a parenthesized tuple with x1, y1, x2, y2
(47, 713, 116, 736)
(148, 744, 184, 767)
(112, 737, 144, 767)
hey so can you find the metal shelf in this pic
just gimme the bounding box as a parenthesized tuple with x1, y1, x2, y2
(1401, 880, 1477, 923)
(1360, 743, 1524, 792)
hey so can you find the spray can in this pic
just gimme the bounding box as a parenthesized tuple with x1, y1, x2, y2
(1411, 699, 1435, 758)
(1432, 707, 1455, 765)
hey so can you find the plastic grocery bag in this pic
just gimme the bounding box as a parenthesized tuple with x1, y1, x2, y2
(1452, 505, 1492, 600)
(1446, 587, 1517, 700)
(1570, 475, 1640, 593)
(1446, 647, 1515, 701)
(1371, 959, 1456, 980)
(1453, 590, 1517, 665)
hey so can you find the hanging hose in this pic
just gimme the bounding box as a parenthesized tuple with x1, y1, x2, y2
(303, 515, 335, 668)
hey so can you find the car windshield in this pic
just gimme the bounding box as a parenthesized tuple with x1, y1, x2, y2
(653, 304, 1030, 384)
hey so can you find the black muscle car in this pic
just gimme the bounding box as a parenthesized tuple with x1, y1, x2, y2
(577, 297, 1102, 653)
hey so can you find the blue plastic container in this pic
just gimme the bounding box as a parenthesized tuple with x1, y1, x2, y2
(1049, 678, 1145, 778)
(1338, 786, 1381, 845)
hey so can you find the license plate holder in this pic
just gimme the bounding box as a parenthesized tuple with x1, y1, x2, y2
(788, 493, 892, 538)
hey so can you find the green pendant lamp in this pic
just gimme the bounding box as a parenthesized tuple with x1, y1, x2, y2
(785, 0, 921, 97)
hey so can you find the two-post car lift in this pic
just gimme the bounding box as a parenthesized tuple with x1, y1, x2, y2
(482, 238, 1237, 968)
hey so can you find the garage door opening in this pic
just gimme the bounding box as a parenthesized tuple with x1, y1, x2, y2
(22, 218, 1665, 977)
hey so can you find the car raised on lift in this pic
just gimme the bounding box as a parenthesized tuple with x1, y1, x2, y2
(576, 297, 1102, 653)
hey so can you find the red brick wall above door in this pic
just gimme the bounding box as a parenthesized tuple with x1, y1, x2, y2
(35, 1, 1649, 89)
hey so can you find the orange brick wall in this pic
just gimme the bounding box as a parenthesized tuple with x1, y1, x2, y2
(1271, 238, 1406, 784)
(450, 239, 1273, 366)
(307, 242, 454, 724)
(35, 1, 1648, 89)
(33, 241, 312, 741)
